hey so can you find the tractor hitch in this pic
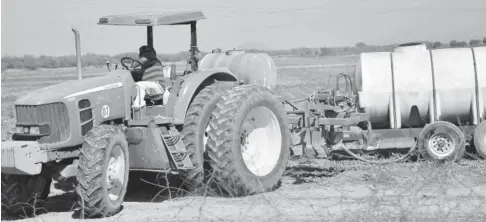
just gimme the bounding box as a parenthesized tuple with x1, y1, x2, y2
(1, 140, 81, 175)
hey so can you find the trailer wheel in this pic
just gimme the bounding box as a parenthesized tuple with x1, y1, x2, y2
(181, 83, 230, 193)
(473, 121, 486, 159)
(76, 125, 129, 218)
(418, 121, 466, 161)
(1, 171, 52, 218)
(206, 85, 290, 196)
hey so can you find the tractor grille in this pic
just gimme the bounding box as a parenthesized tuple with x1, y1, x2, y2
(15, 103, 70, 144)
(2, 144, 15, 167)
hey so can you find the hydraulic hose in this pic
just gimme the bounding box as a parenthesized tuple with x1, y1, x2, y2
(338, 141, 418, 164)
(464, 150, 483, 160)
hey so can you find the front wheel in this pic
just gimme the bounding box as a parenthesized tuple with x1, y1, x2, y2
(206, 85, 290, 196)
(418, 121, 466, 162)
(76, 125, 129, 218)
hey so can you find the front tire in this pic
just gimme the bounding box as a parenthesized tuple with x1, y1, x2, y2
(206, 85, 290, 196)
(76, 125, 129, 218)
(1, 171, 52, 218)
(418, 121, 466, 161)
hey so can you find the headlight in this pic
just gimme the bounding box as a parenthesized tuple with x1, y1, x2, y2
(15, 126, 46, 135)
(16, 126, 24, 133)
(30, 126, 40, 135)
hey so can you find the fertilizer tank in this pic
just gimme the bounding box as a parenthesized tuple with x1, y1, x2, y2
(198, 49, 278, 91)
(354, 44, 486, 129)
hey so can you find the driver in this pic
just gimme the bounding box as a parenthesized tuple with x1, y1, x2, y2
(130, 45, 166, 110)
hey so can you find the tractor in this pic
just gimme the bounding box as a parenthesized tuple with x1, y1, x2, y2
(1, 11, 290, 218)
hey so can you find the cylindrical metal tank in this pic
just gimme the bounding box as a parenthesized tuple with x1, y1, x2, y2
(198, 50, 278, 91)
(354, 45, 486, 129)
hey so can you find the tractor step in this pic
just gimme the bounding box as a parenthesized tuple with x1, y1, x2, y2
(159, 126, 194, 170)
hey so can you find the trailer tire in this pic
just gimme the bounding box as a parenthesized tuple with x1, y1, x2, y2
(418, 121, 465, 161)
(76, 125, 129, 218)
(206, 85, 290, 196)
(181, 83, 230, 194)
(473, 121, 486, 159)
(1, 171, 52, 218)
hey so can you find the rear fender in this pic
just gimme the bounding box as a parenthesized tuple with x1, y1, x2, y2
(166, 67, 238, 124)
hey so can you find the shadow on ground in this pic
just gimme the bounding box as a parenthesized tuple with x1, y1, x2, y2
(1, 163, 350, 221)
(1, 172, 187, 221)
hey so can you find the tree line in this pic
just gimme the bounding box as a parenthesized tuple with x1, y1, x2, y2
(1, 51, 198, 71)
(287, 38, 486, 57)
(2, 38, 485, 71)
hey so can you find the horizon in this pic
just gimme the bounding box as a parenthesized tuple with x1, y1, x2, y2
(2, 40, 483, 59)
(2, 0, 486, 57)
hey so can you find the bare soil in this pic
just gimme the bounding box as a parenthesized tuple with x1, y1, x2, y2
(2, 159, 486, 222)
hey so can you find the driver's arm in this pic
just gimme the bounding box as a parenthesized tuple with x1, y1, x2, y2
(132, 62, 142, 70)
(130, 69, 144, 82)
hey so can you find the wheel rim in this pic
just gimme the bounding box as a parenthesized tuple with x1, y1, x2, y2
(106, 145, 126, 201)
(240, 106, 282, 177)
(428, 132, 455, 157)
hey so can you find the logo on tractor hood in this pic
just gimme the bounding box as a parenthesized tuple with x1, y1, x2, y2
(64, 82, 123, 99)
(101, 105, 110, 118)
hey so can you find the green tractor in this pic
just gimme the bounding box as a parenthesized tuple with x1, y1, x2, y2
(1, 11, 290, 218)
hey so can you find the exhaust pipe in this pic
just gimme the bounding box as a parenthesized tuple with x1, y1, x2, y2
(71, 26, 82, 80)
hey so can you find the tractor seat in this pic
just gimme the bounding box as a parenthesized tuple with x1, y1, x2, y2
(143, 78, 173, 104)
(138, 66, 174, 104)
(144, 86, 165, 101)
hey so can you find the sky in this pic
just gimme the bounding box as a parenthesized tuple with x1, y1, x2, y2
(1, 0, 486, 57)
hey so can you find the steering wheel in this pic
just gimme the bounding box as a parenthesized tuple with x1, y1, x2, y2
(121, 57, 143, 71)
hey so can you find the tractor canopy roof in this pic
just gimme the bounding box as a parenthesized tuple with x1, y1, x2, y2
(98, 11, 206, 26)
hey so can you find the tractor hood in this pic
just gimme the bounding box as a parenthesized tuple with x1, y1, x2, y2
(15, 72, 128, 106)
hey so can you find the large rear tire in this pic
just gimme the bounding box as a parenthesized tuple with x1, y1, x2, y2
(473, 121, 486, 159)
(180, 83, 230, 194)
(206, 85, 290, 196)
(1, 171, 52, 218)
(76, 125, 129, 218)
(418, 121, 466, 162)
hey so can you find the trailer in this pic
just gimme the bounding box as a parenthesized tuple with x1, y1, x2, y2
(285, 43, 486, 162)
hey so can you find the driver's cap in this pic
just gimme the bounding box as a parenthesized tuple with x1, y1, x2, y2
(139, 45, 156, 59)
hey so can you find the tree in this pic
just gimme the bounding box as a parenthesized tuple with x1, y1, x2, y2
(457, 41, 468, 48)
(355, 42, 367, 48)
(449, 40, 458, 48)
(433, 42, 442, 49)
(23, 55, 37, 70)
(470, 39, 482, 46)
(483, 37, 486, 44)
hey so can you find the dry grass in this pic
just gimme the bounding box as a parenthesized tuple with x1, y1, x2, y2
(1, 55, 486, 222)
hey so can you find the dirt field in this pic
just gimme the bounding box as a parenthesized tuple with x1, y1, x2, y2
(2, 56, 486, 222)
